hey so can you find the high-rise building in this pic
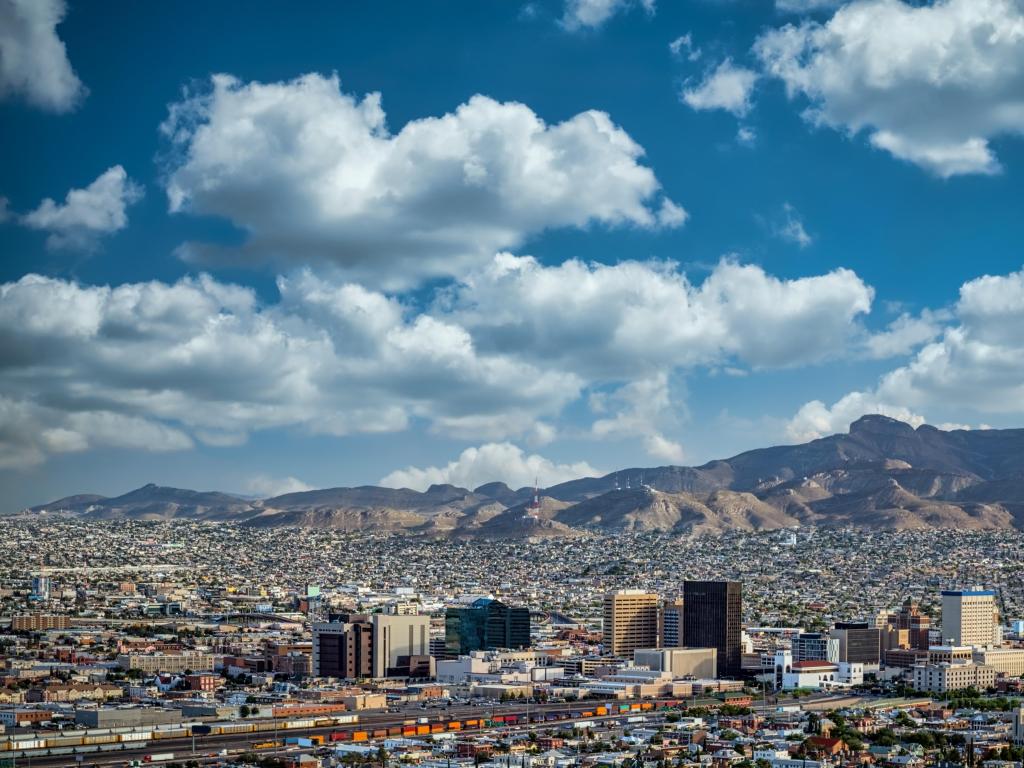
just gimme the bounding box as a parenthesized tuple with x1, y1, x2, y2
(372, 613, 431, 678)
(313, 614, 373, 678)
(941, 589, 998, 647)
(30, 574, 50, 601)
(445, 598, 530, 656)
(831, 622, 880, 665)
(682, 581, 742, 678)
(603, 590, 660, 658)
(661, 598, 684, 648)
(792, 632, 840, 663)
(888, 598, 932, 650)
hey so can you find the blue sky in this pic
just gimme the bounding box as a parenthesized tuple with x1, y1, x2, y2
(2, 0, 1024, 508)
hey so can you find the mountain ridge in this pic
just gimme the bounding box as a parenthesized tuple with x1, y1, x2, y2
(24, 415, 1024, 537)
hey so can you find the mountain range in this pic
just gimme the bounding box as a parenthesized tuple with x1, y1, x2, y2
(23, 415, 1024, 538)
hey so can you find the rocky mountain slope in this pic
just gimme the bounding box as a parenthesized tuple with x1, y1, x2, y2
(26, 415, 1024, 536)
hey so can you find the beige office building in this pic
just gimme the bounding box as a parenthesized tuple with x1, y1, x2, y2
(912, 661, 997, 693)
(604, 590, 660, 658)
(941, 589, 998, 646)
(371, 613, 431, 678)
(973, 647, 1024, 677)
(634, 647, 717, 678)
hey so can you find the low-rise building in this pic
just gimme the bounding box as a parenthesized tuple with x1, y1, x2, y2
(912, 661, 998, 693)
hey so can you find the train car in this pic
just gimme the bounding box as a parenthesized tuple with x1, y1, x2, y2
(254, 740, 283, 750)
(352, 730, 369, 742)
(329, 730, 352, 742)
(447, 721, 462, 731)
(415, 725, 430, 735)
(402, 726, 416, 737)
(595, 706, 608, 716)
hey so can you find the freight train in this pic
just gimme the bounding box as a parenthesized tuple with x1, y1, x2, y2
(0, 713, 358, 760)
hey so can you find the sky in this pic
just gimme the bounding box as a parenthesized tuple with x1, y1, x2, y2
(1, 0, 1024, 509)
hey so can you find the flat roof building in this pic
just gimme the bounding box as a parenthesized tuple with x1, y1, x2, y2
(941, 589, 998, 647)
(683, 581, 742, 678)
(603, 590, 660, 659)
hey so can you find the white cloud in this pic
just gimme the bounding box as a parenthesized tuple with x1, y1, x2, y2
(591, 374, 686, 463)
(0, 396, 192, 470)
(786, 392, 925, 442)
(864, 308, 949, 359)
(380, 442, 600, 492)
(755, 0, 1024, 177)
(669, 33, 701, 61)
(0, 255, 879, 468)
(445, 254, 874, 375)
(682, 59, 759, 117)
(0, 270, 582, 467)
(22, 166, 143, 250)
(788, 265, 1024, 440)
(776, 0, 843, 12)
(776, 202, 812, 247)
(0, 0, 84, 112)
(161, 73, 681, 287)
(561, 0, 654, 31)
(736, 126, 757, 146)
(245, 475, 314, 498)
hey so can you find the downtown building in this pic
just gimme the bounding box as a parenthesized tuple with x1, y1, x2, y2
(444, 598, 531, 657)
(603, 590, 660, 658)
(682, 580, 742, 678)
(831, 622, 881, 666)
(313, 610, 431, 679)
(941, 588, 999, 646)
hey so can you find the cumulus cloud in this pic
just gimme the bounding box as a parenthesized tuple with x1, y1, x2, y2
(0, 254, 882, 468)
(245, 475, 314, 498)
(0, 396, 192, 470)
(380, 442, 599, 492)
(755, 0, 1024, 177)
(444, 254, 874, 375)
(786, 393, 925, 442)
(0, 0, 84, 112)
(161, 73, 682, 287)
(591, 374, 686, 463)
(0, 270, 581, 467)
(864, 308, 949, 359)
(681, 59, 759, 117)
(788, 265, 1024, 440)
(22, 166, 143, 250)
(561, 0, 654, 31)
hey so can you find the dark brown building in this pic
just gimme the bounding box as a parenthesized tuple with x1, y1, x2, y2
(313, 614, 373, 678)
(682, 580, 742, 678)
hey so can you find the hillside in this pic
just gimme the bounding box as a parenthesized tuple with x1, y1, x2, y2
(23, 415, 1024, 536)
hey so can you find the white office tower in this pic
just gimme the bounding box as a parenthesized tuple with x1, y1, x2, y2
(941, 588, 998, 647)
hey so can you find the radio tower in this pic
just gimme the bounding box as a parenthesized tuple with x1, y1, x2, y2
(526, 477, 542, 519)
